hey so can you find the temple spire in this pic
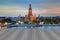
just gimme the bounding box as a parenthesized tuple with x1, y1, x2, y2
(28, 4, 35, 22)
(29, 4, 31, 8)
(28, 4, 33, 16)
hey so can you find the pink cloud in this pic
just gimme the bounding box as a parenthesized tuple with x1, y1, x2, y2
(48, 8, 60, 14)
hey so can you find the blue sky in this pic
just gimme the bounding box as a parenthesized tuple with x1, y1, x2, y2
(0, 0, 60, 17)
(0, 0, 60, 3)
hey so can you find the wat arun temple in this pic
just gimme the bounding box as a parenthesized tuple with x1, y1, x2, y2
(18, 4, 36, 23)
(28, 4, 35, 22)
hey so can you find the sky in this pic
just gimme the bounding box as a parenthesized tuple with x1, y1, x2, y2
(0, 0, 60, 17)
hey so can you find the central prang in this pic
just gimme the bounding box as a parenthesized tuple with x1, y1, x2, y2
(28, 4, 35, 22)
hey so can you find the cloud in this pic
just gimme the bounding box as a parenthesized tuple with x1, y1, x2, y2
(0, 1, 60, 16)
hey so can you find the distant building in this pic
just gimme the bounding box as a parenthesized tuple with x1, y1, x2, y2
(0, 17, 5, 21)
(24, 15, 28, 21)
(28, 4, 35, 22)
(39, 22, 44, 24)
(18, 14, 24, 22)
(18, 14, 21, 21)
(11, 17, 18, 21)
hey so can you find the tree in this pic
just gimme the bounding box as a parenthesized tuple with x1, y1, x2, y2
(5, 17, 12, 22)
(12, 21, 16, 24)
(24, 21, 28, 24)
(32, 20, 40, 24)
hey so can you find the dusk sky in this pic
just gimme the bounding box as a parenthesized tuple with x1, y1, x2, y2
(0, 0, 60, 17)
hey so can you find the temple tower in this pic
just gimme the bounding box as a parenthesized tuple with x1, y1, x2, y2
(28, 4, 35, 22)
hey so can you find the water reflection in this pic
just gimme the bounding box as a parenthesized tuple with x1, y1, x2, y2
(0, 25, 7, 29)
(0, 24, 60, 29)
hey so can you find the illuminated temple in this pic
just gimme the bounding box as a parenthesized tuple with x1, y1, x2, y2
(28, 4, 35, 22)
